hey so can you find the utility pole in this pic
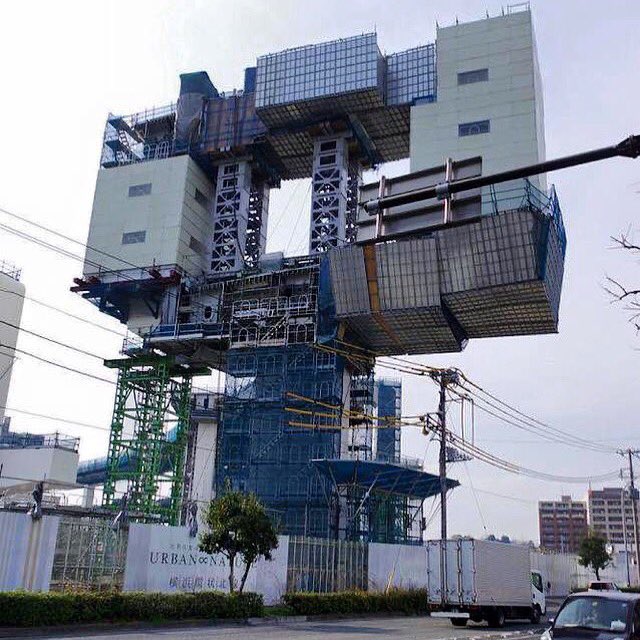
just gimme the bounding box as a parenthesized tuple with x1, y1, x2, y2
(421, 368, 459, 604)
(618, 449, 640, 584)
(431, 369, 459, 540)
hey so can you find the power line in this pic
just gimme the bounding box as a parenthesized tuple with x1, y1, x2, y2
(0, 319, 107, 361)
(0, 344, 115, 385)
(0, 404, 109, 432)
(0, 205, 146, 273)
(0, 210, 202, 315)
(284, 181, 312, 254)
(451, 386, 606, 454)
(0, 286, 125, 338)
(457, 374, 613, 452)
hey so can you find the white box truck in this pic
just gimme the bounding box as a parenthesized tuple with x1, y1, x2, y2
(426, 539, 546, 627)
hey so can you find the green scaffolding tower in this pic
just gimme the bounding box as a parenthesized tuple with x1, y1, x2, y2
(102, 354, 209, 525)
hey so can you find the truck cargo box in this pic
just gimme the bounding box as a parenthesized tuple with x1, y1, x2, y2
(426, 539, 532, 608)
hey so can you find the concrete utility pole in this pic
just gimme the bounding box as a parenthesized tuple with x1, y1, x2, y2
(431, 369, 460, 541)
(618, 448, 640, 583)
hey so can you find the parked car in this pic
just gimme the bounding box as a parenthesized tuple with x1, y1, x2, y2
(588, 581, 621, 591)
(541, 592, 640, 640)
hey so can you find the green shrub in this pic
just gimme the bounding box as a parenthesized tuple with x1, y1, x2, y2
(282, 589, 429, 616)
(0, 591, 263, 627)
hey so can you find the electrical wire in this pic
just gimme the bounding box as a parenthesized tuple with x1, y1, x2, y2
(0, 344, 115, 385)
(0, 319, 107, 361)
(450, 386, 607, 454)
(0, 286, 125, 338)
(326, 341, 614, 455)
(284, 181, 312, 255)
(0, 205, 147, 273)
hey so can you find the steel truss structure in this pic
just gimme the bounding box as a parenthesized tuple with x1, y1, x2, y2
(309, 136, 356, 254)
(102, 354, 208, 525)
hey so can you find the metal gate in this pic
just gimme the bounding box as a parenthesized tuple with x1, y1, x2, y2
(287, 535, 368, 593)
(50, 517, 127, 591)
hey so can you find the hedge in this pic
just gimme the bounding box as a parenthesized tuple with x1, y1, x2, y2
(282, 589, 429, 616)
(0, 591, 263, 627)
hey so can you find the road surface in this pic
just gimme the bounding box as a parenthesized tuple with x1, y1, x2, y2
(6, 617, 547, 640)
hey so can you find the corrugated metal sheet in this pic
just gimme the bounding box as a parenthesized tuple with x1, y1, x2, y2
(329, 245, 370, 317)
(376, 237, 439, 310)
(425, 539, 531, 607)
(328, 207, 564, 356)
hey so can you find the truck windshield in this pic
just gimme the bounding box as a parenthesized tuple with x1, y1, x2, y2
(532, 572, 543, 592)
(555, 597, 629, 632)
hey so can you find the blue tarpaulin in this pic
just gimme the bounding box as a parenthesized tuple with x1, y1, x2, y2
(311, 458, 459, 499)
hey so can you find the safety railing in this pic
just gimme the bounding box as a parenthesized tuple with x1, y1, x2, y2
(0, 259, 21, 281)
(0, 431, 80, 452)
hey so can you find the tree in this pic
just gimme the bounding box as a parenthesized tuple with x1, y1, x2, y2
(604, 233, 640, 331)
(578, 531, 611, 580)
(199, 489, 279, 593)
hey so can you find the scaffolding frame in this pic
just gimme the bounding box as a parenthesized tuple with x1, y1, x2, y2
(102, 354, 208, 525)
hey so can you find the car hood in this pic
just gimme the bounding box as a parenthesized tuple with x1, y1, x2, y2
(553, 630, 626, 640)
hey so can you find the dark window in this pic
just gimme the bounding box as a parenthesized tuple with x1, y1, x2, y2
(189, 235, 205, 255)
(128, 183, 152, 197)
(122, 231, 146, 245)
(458, 68, 489, 85)
(194, 188, 210, 209)
(459, 120, 490, 137)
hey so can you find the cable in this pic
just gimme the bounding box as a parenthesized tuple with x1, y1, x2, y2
(0, 319, 107, 361)
(284, 181, 312, 255)
(0, 344, 115, 385)
(0, 205, 147, 273)
(325, 340, 613, 455)
(463, 461, 487, 532)
(457, 381, 613, 453)
(0, 404, 109, 432)
(0, 286, 125, 338)
(0, 214, 203, 317)
(451, 386, 606, 454)
(269, 180, 303, 235)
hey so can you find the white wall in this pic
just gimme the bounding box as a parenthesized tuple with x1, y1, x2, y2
(84, 155, 212, 278)
(0, 512, 59, 591)
(531, 549, 639, 595)
(368, 542, 428, 591)
(191, 420, 217, 506)
(410, 11, 545, 191)
(0, 447, 79, 489)
(0, 271, 24, 420)
(123, 524, 289, 604)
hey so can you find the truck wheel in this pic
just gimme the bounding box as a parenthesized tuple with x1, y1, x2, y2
(530, 606, 541, 624)
(488, 609, 505, 628)
(451, 619, 468, 627)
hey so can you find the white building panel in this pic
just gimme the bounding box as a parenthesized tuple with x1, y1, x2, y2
(123, 524, 289, 604)
(0, 447, 79, 489)
(84, 155, 213, 278)
(0, 512, 59, 591)
(410, 10, 546, 192)
(368, 542, 428, 591)
(0, 269, 24, 421)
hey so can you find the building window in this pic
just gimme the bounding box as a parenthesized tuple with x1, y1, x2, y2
(128, 183, 152, 197)
(189, 235, 205, 255)
(458, 68, 489, 85)
(459, 120, 490, 137)
(194, 188, 210, 209)
(122, 231, 146, 245)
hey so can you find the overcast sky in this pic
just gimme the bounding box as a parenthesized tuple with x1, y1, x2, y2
(0, 0, 639, 541)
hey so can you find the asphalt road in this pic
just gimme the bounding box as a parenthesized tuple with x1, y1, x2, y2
(7, 617, 547, 640)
